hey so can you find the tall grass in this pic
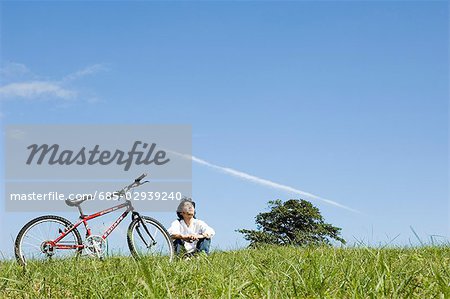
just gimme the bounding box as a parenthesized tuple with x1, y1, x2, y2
(1, 245, 448, 298)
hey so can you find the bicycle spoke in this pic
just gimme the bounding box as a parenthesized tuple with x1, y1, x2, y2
(22, 241, 41, 250)
(16, 217, 81, 265)
(25, 233, 43, 243)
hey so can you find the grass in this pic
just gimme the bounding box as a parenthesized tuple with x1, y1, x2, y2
(0, 245, 449, 298)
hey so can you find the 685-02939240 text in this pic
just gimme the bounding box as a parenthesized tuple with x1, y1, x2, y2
(9, 191, 183, 201)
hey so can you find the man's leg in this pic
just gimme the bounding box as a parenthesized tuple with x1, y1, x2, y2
(196, 238, 211, 255)
(173, 239, 184, 255)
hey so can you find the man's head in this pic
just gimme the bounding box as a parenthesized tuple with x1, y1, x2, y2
(176, 198, 196, 220)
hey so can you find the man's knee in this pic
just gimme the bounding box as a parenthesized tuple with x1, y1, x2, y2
(196, 238, 211, 254)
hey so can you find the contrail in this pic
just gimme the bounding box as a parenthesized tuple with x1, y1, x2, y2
(173, 152, 359, 213)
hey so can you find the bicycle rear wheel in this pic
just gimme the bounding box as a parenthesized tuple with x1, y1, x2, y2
(14, 215, 82, 266)
(127, 216, 174, 261)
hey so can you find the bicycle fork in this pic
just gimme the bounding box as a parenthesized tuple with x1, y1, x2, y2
(132, 212, 157, 248)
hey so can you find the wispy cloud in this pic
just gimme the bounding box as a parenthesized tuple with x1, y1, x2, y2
(0, 81, 75, 100)
(0, 62, 107, 101)
(62, 64, 108, 82)
(0, 62, 31, 79)
(173, 152, 360, 213)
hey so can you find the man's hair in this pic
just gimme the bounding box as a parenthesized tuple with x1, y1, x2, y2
(176, 197, 196, 220)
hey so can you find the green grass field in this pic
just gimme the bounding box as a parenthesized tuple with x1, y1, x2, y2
(1, 245, 448, 298)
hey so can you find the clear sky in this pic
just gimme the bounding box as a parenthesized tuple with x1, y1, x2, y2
(0, 1, 448, 257)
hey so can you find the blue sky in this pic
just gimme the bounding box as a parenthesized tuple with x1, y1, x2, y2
(0, 1, 448, 257)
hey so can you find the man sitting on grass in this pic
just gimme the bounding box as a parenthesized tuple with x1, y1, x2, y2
(168, 198, 215, 257)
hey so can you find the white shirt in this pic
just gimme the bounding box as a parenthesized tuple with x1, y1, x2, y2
(167, 219, 215, 253)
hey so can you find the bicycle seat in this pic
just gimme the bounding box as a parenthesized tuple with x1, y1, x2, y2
(65, 195, 92, 207)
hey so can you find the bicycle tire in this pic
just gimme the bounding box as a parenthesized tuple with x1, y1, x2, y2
(127, 216, 174, 261)
(14, 215, 83, 266)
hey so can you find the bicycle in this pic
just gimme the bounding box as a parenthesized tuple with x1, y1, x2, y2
(14, 173, 175, 266)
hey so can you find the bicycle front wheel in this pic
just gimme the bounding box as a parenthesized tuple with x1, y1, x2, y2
(14, 215, 82, 266)
(127, 216, 174, 261)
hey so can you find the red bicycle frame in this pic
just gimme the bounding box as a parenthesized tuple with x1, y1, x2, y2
(51, 201, 134, 250)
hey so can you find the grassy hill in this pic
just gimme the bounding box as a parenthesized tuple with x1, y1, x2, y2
(1, 245, 448, 298)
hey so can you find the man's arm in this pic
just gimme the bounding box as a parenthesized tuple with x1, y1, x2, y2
(171, 233, 201, 242)
(198, 220, 215, 238)
(168, 221, 201, 241)
(167, 221, 183, 239)
(171, 233, 189, 240)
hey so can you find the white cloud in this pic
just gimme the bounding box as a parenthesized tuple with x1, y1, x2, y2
(62, 64, 108, 82)
(0, 62, 31, 79)
(7, 128, 27, 140)
(0, 81, 75, 100)
(0, 63, 107, 101)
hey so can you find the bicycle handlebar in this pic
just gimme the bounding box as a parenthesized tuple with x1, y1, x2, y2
(107, 173, 149, 200)
(135, 173, 147, 182)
